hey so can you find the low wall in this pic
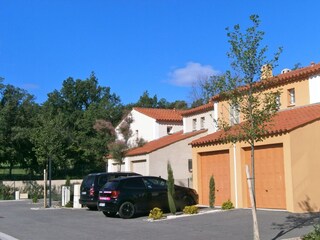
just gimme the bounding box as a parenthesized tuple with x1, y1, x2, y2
(2, 179, 83, 193)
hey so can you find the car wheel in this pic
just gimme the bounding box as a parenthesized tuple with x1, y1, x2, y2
(118, 202, 136, 219)
(103, 211, 117, 217)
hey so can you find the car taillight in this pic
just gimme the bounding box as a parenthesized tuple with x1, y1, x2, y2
(89, 187, 94, 196)
(111, 190, 120, 198)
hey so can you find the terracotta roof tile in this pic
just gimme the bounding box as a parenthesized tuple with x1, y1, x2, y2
(212, 62, 320, 101)
(181, 102, 214, 116)
(133, 107, 183, 122)
(126, 129, 207, 156)
(191, 103, 320, 146)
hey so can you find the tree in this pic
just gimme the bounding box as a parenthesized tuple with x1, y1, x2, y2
(190, 75, 221, 107)
(0, 84, 39, 176)
(33, 73, 123, 177)
(135, 91, 158, 108)
(211, 15, 282, 240)
(214, 14, 282, 199)
(167, 161, 176, 214)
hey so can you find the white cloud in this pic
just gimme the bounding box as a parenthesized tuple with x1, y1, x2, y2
(168, 62, 219, 87)
(21, 83, 40, 90)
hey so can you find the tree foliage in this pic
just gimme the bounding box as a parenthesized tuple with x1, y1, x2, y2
(128, 90, 188, 110)
(167, 161, 176, 214)
(209, 175, 215, 208)
(212, 15, 282, 199)
(32, 73, 123, 177)
(0, 84, 39, 176)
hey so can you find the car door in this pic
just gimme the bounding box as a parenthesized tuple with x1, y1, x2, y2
(121, 178, 150, 212)
(142, 177, 168, 210)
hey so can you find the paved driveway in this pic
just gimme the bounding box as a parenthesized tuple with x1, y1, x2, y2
(0, 200, 319, 240)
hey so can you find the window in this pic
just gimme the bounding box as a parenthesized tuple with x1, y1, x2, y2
(188, 159, 193, 173)
(276, 94, 281, 110)
(288, 88, 295, 105)
(135, 130, 139, 140)
(200, 117, 205, 129)
(123, 178, 145, 189)
(143, 177, 167, 189)
(192, 118, 197, 131)
(167, 126, 173, 135)
(230, 104, 239, 125)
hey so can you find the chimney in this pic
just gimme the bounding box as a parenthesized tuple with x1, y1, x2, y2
(311, 62, 315, 66)
(261, 64, 273, 80)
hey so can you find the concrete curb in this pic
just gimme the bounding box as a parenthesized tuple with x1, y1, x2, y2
(0, 232, 19, 240)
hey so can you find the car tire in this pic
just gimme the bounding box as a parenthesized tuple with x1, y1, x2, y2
(118, 202, 136, 219)
(103, 211, 117, 217)
(183, 195, 194, 207)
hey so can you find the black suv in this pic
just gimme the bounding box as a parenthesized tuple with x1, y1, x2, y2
(79, 172, 140, 210)
(97, 176, 198, 218)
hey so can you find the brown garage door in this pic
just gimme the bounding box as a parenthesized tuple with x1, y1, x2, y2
(198, 150, 230, 206)
(243, 144, 286, 209)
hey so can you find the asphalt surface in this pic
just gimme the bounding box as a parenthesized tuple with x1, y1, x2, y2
(0, 200, 319, 240)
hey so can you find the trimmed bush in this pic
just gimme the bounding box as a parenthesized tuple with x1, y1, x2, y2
(221, 199, 234, 210)
(303, 224, 320, 240)
(209, 175, 215, 208)
(183, 205, 199, 214)
(167, 161, 176, 215)
(148, 207, 164, 220)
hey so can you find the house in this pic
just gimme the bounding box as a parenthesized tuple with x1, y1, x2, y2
(108, 105, 212, 187)
(115, 107, 184, 146)
(191, 62, 320, 213)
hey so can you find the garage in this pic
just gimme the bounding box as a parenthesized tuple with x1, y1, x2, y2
(131, 160, 147, 175)
(243, 143, 286, 209)
(198, 150, 231, 206)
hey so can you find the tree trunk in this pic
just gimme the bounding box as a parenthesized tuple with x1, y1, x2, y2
(250, 142, 256, 206)
(246, 165, 260, 240)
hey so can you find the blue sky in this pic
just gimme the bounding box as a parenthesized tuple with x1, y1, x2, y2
(1, 1, 320, 105)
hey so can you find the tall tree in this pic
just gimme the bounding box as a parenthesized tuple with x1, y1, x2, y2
(33, 73, 123, 177)
(214, 14, 282, 198)
(212, 15, 282, 240)
(135, 91, 158, 108)
(0, 84, 39, 176)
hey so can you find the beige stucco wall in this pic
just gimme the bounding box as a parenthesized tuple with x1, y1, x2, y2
(192, 122, 320, 213)
(192, 133, 299, 211)
(147, 132, 208, 188)
(215, 77, 311, 124)
(277, 79, 310, 108)
(290, 121, 320, 213)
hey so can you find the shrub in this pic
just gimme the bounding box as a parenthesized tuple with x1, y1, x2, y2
(221, 199, 234, 210)
(65, 201, 73, 208)
(0, 183, 14, 200)
(167, 161, 176, 215)
(148, 207, 164, 220)
(302, 224, 320, 240)
(22, 181, 43, 201)
(209, 175, 215, 208)
(183, 205, 199, 214)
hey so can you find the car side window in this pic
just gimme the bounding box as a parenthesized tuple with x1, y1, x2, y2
(84, 176, 95, 188)
(122, 178, 146, 189)
(98, 175, 108, 187)
(143, 178, 167, 189)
